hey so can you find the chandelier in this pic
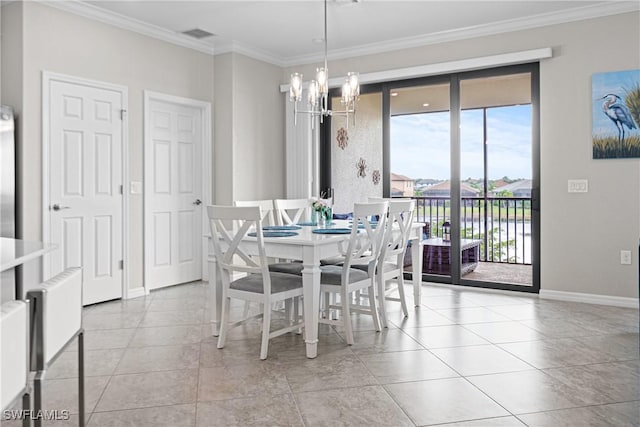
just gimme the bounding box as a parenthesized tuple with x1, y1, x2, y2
(289, 0, 360, 128)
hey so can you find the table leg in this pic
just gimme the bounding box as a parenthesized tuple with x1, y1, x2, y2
(411, 237, 423, 306)
(207, 255, 222, 337)
(301, 249, 320, 358)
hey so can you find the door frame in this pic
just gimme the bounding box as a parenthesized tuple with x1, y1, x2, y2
(322, 63, 541, 293)
(41, 71, 131, 298)
(143, 91, 212, 293)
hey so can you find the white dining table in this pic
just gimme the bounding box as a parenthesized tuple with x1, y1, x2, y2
(206, 221, 424, 358)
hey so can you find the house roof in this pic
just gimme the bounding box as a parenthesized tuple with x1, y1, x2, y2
(424, 180, 479, 195)
(490, 179, 532, 193)
(391, 173, 413, 182)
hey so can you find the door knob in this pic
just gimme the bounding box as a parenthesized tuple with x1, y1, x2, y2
(52, 204, 70, 211)
(193, 199, 202, 206)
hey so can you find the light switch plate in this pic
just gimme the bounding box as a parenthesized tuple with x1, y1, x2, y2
(130, 181, 143, 194)
(568, 179, 588, 193)
(620, 250, 632, 265)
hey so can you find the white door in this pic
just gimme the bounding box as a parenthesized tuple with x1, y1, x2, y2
(145, 96, 203, 290)
(47, 77, 125, 305)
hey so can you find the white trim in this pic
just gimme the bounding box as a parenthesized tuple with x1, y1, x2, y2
(41, 71, 130, 299)
(213, 40, 287, 68)
(280, 48, 553, 93)
(143, 91, 212, 292)
(40, 0, 215, 56)
(540, 289, 639, 309)
(286, 2, 639, 67)
(126, 286, 149, 300)
(38, 0, 637, 68)
(426, 282, 540, 300)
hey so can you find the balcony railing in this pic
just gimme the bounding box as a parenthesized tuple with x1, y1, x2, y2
(407, 196, 532, 265)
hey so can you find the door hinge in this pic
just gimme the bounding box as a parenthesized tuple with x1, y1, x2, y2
(119, 260, 124, 270)
(120, 109, 127, 120)
(120, 185, 124, 195)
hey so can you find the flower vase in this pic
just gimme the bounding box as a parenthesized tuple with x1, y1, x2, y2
(311, 209, 318, 226)
(317, 211, 327, 228)
(324, 206, 332, 224)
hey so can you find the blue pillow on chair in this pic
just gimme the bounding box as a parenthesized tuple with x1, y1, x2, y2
(333, 212, 353, 220)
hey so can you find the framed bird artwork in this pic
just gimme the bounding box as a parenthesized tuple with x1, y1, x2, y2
(592, 69, 640, 159)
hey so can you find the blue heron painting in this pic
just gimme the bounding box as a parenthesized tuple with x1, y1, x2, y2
(592, 69, 640, 159)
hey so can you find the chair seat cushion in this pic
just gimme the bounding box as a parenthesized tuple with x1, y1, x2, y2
(319, 265, 369, 285)
(230, 272, 303, 294)
(352, 262, 397, 273)
(268, 262, 304, 275)
(269, 263, 369, 285)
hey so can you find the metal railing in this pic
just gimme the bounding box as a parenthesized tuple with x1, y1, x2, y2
(408, 196, 532, 265)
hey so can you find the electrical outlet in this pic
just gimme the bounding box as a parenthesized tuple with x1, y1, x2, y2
(568, 179, 588, 193)
(620, 250, 632, 265)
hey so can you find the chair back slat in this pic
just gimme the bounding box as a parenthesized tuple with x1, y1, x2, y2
(273, 198, 311, 225)
(207, 205, 272, 294)
(342, 202, 388, 281)
(382, 200, 416, 262)
(234, 199, 276, 226)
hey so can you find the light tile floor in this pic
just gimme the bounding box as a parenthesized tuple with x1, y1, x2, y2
(6, 281, 639, 426)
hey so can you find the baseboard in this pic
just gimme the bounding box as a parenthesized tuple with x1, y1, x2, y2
(540, 289, 639, 309)
(125, 286, 149, 300)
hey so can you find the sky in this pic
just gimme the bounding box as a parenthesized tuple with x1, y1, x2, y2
(390, 104, 533, 180)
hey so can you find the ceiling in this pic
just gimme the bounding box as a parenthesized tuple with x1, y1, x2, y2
(80, 1, 637, 66)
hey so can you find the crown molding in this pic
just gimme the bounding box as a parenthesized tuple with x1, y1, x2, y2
(284, 1, 640, 67)
(39, 0, 215, 56)
(213, 40, 287, 67)
(35, 0, 639, 68)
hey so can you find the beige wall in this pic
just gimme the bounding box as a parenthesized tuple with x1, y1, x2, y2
(287, 12, 640, 300)
(3, 1, 215, 290)
(214, 52, 285, 204)
(2, 1, 638, 300)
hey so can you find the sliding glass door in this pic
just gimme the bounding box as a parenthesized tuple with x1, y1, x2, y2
(458, 69, 539, 291)
(389, 79, 451, 280)
(322, 63, 540, 292)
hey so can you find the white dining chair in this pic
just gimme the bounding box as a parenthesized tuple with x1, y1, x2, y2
(234, 199, 276, 226)
(1, 300, 30, 427)
(208, 205, 305, 360)
(318, 202, 388, 344)
(27, 267, 85, 427)
(273, 198, 311, 225)
(370, 199, 416, 327)
(234, 199, 281, 316)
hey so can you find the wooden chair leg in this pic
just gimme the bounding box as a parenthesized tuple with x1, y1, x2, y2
(342, 291, 355, 345)
(377, 274, 388, 328)
(217, 293, 231, 349)
(242, 301, 251, 319)
(78, 331, 85, 427)
(284, 299, 292, 325)
(33, 372, 44, 427)
(260, 302, 271, 360)
(368, 282, 381, 332)
(21, 392, 30, 427)
(293, 297, 302, 334)
(397, 274, 409, 318)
